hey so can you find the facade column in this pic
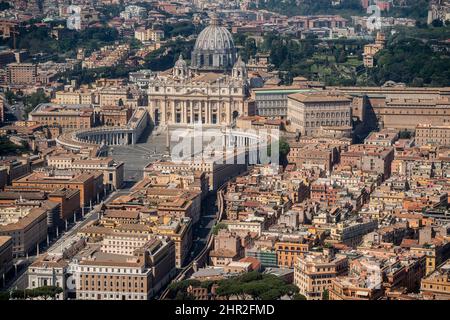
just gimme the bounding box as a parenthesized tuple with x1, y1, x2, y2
(181, 101, 185, 124)
(161, 100, 166, 125)
(206, 100, 210, 124)
(172, 100, 176, 124)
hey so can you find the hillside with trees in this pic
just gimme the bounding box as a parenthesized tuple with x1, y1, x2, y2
(368, 25, 450, 87)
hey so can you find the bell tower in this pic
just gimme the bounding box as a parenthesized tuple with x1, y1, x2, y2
(232, 56, 247, 81)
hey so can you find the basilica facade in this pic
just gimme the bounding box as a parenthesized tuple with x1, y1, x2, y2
(146, 16, 251, 127)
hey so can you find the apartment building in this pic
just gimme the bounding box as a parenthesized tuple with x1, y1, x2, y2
(0, 207, 48, 257)
(134, 28, 164, 42)
(294, 251, 348, 300)
(329, 276, 384, 300)
(28, 235, 86, 299)
(330, 220, 378, 247)
(143, 170, 209, 199)
(47, 154, 125, 190)
(29, 103, 94, 132)
(151, 216, 192, 268)
(146, 160, 246, 191)
(80, 211, 192, 268)
(209, 229, 244, 267)
(275, 238, 312, 268)
(53, 90, 95, 105)
(339, 144, 395, 179)
(6, 63, 37, 85)
(288, 141, 337, 172)
(71, 238, 175, 300)
(421, 259, 450, 300)
(0, 236, 13, 281)
(416, 124, 450, 147)
(0, 96, 4, 125)
(364, 128, 399, 147)
(10, 171, 103, 207)
(47, 188, 81, 221)
(0, 157, 31, 184)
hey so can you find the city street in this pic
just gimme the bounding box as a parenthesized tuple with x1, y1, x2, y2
(3, 101, 25, 122)
(2, 188, 125, 291)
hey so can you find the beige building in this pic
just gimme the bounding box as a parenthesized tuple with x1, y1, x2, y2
(134, 28, 164, 42)
(287, 91, 352, 136)
(0, 207, 48, 257)
(71, 238, 176, 300)
(210, 229, 244, 267)
(10, 170, 103, 207)
(99, 105, 132, 127)
(330, 220, 378, 247)
(6, 63, 37, 85)
(29, 103, 94, 132)
(0, 236, 13, 280)
(99, 87, 141, 108)
(28, 255, 68, 298)
(294, 251, 348, 300)
(415, 124, 450, 147)
(54, 90, 95, 105)
(339, 144, 394, 179)
(28, 247, 78, 300)
(329, 276, 384, 300)
(47, 154, 124, 190)
(421, 259, 450, 300)
(287, 141, 338, 172)
(146, 160, 246, 192)
(80, 212, 193, 268)
(363, 33, 386, 68)
(364, 128, 399, 147)
(374, 97, 450, 130)
(82, 44, 130, 70)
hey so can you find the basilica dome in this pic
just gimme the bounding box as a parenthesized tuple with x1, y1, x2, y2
(191, 14, 237, 71)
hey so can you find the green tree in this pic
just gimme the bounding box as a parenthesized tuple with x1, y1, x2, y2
(167, 279, 202, 299)
(23, 89, 50, 116)
(293, 293, 307, 300)
(212, 222, 227, 235)
(215, 271, 299, 300)
(0, 1, 11, 11)
(241, 38, 257, 62)
(30, 286, 63, 300)
(432, 19, 444, 28)
(322, 289, 329, 300)
(0, 136, 29, 155)
(279, 137, 290, 166)
(4, 90, 18, 104)
(369, 30, 450, 87)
